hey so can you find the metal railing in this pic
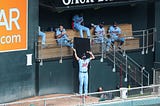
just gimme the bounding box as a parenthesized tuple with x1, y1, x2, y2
(92, 28, 155, 89)
(153, 68, 160, 85)
(132, 28, 156, 54)
(1, 84, 160, 106)
(106, 48, 150, 86)
(36, 28, 156, 60)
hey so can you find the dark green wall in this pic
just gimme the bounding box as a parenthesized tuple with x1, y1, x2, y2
(38, 50, 155, 96)
(0, 0, 39, 103)
(38, 58, 121, 95)
(38, 59, 75, 95)
(155, 0, 160, 66)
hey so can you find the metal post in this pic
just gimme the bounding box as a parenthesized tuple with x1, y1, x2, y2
(152, 68, 156, 93)
(148, 73, 150, 86)
(44, 100, 46, 106)
(100, 40, 104, 62)
(140, 67, 144, 94)
(146, 30, 148, 54)
(123, 50, 126, 57)
(59, 39, 63, 63)
(153, 68, 156, 85)
(40, 59, 43, 66)
(82, 94, 86, 106)
(125, 55, 128, 82)
(35, 42, 38, 59)
(112, 45, 116, 72)
(141, 30, 145, 55)
(152, 28, 156, 52)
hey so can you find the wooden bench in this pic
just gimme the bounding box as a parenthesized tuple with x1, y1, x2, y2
(91, 24, 139, 53)
(38, 24, 139, 59)
(38, 32, 71, 59)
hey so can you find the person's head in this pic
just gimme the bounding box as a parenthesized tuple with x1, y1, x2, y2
(99, 22, 104, 28)
(113, 21, 117, 27)
(81, 53, 87, 60)
(98, 87, 103, 92)
(59, 25, 64, 30)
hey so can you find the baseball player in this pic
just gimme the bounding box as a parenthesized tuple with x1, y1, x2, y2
(38, 26, 46, 48)
(73, 48, 95, 96)
(93, 22, 112, 52)
(108, 22, 125, 49)
(55, 25, 73, 48)
(72, 14, 91, 38)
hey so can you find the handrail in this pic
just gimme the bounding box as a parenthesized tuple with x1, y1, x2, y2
(107, 55, 141, 85)
(1, 84, 160, 106)
(116, 49, 150, 85)
(133, 28, 155, 33)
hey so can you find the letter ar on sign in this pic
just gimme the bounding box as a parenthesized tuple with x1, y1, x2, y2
(0, 8, 20, 31)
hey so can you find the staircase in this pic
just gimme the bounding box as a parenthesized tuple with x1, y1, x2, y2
(105, 45, 150, 87)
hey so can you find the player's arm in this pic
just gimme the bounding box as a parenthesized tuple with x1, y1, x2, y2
(87, 51, 95, 60)
(94, 26, 99, 37)
(102, 28, 106, 36)
(73, 48, 80, 61)
(56, 30, 64, 38)
(56, 34, 63, 38)
(61, 29, 67, 35)
(118, 28, 122, 37)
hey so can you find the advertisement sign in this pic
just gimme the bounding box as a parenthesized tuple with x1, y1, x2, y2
(0, 0, 28, 52)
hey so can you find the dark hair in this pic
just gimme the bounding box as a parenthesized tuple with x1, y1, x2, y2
(113, 21, 117, 25)
(100, 22, 105, 25)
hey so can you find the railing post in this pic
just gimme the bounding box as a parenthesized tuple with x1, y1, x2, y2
(100, 40, 104, 62)
(125, 55, 128, 82)
(44, 99, 46, 106)
(140, 67, 145, 94)
(40, 59, 43, 66)
(141, 30, 145, 55)
(112, 45, 116, 72)
(82, 94, 86, 106)
(35, 42, 38, 59)
(148, 73, 150, 86)
(123, 50, 126, 57)
(153, 68, 156, 85)
(146, 30, 149, 54)
(152, 28, 156, 52)
(59, 39, 63, 63)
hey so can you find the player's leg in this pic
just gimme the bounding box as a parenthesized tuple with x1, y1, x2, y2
(84, 73, 89, 94)
(57, 39, 63, 46)
(74, 24, 84, 38)
(39, 31, 46, 44)
(80, 25, 90, 38)
(118, 37, 125, 49)
(119, 37, 125, 46)
(106, 38, 112, 52)
(79, 73, 84, 94)
(64, 40, 73, 48)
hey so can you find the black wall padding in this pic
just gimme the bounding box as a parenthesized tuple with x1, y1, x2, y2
(73, 37, 91, 68)
(74, 37, 90, 58)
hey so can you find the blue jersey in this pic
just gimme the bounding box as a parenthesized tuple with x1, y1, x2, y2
(72, 15, 83, 25)
(95, 25, 105, 38)
(108, 26, 121, 37)
(78, 58, 90, 72)
(56, 28, 66, 38)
